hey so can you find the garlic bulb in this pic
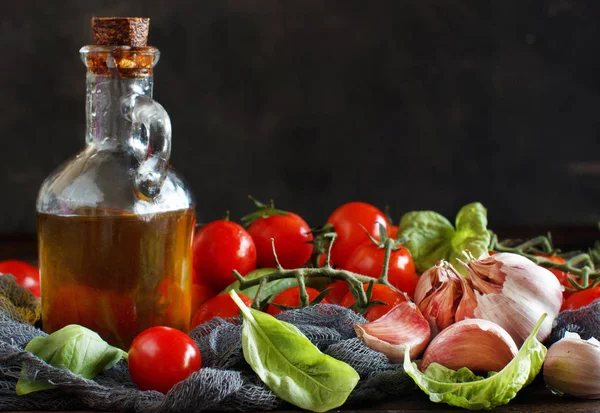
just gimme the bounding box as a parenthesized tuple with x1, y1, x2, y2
(421, 318, 518, 373)
(544, 332, 600, 399)
(414, 261, 472, 336)
(355, 301, 431, 362)
(464, 253, 563, 346)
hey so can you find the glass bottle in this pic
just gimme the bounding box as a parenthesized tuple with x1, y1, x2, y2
(36, 18, 195, 349)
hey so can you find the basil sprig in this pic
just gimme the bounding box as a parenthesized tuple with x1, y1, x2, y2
(16, 324, 127, 395)
(398, 202, 491, 275)
(230, 291, 359, 412)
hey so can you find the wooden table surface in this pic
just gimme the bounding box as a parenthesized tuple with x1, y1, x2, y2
(2, 229, 600, 413)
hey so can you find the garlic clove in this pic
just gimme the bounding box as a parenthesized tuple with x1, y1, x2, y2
(355, 301, 431, 362)
(465, 252, 563, 346)
(544, 332, 600, 399)
(420, 318, 518, 373)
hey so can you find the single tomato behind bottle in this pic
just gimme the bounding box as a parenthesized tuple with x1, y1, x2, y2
(128, 326, 201, 394)
(243, 199, 313, 269)
(193, 219, 257, 291)
(267, 286, 330, 316)
(45, 285, 137, 350)
(340, 283, 407, 322)
(326, 202, 389, 267)
(0, 260, 40, 297)
(191, 293, 254, 329)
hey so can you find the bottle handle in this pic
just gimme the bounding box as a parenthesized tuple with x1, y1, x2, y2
(122, 93, 172, 199)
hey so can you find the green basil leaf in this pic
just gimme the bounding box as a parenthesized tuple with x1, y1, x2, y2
(398, 202, 491, 275)
(450, 202, 491, 270)
(403, 315, 547, 410)
(16, 324, 127, 395)
(397, 211, 454, 273)
(230, 291, 359, 412)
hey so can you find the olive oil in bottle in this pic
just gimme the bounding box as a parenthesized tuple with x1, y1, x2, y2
(38, 209, 195, 349)
(36, 18, 196, 349)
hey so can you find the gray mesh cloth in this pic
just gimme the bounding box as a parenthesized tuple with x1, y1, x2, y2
(548, 300, 600, 345)
(0, 276, 415, 412)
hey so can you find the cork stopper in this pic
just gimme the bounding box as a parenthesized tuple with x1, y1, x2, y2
(92, 17, 149, 47)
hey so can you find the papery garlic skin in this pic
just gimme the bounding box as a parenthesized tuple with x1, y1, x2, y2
(420, 318, 518, 373)
(414, 261, 463, 336)
(465, 253, 563, 346)
(355, 301, 431, 362)
(544, 332, 600, 399)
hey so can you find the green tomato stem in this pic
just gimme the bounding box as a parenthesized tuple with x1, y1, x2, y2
(297, 273, 309, 307)
(232, 266, 392, 311)
(379, 237, 395, 283)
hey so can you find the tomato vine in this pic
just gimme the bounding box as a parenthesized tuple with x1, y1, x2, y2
(232, 234, 399, 313)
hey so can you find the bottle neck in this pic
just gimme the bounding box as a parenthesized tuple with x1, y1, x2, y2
(85, 73, 153, 148)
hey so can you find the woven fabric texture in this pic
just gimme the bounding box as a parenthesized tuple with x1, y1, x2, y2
(0, 275, 415, 411)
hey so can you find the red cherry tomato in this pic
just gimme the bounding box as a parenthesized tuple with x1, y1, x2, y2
(191, 293, 253, 328)
(343, 241, 419, 298)
(191, 282, 219, 317)
(193, 220, 257, 291)
(535, 254, 576, 300)
(267, 286, 330, 316)
(0, 260, 40, 297)
(190, 268, 220, 316)
(339, 283, 407, 322)
(390, 225, 398, 239)
(326, 202, 389, 267)
(324, 281, 349, 305)
(128, 326, 202, 394)
(561, 286, 600, 311)
(248, 212, 313, 269)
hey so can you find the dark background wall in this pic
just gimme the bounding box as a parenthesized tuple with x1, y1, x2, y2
(2, 0, 600, 235)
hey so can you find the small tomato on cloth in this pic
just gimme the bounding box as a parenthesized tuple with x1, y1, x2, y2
(191, 293, 253, 328)
(128, 326, 201, 394)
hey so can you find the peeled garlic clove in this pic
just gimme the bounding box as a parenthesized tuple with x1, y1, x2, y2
(544, 332, 600, 399)
(414, 261, 463, 336)
(465, 252, 563, 346)
(355, 301, 431, 362)
(420, 318, 518, 373)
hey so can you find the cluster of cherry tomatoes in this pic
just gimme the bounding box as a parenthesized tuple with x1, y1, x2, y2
(189, 201, 421, 327)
